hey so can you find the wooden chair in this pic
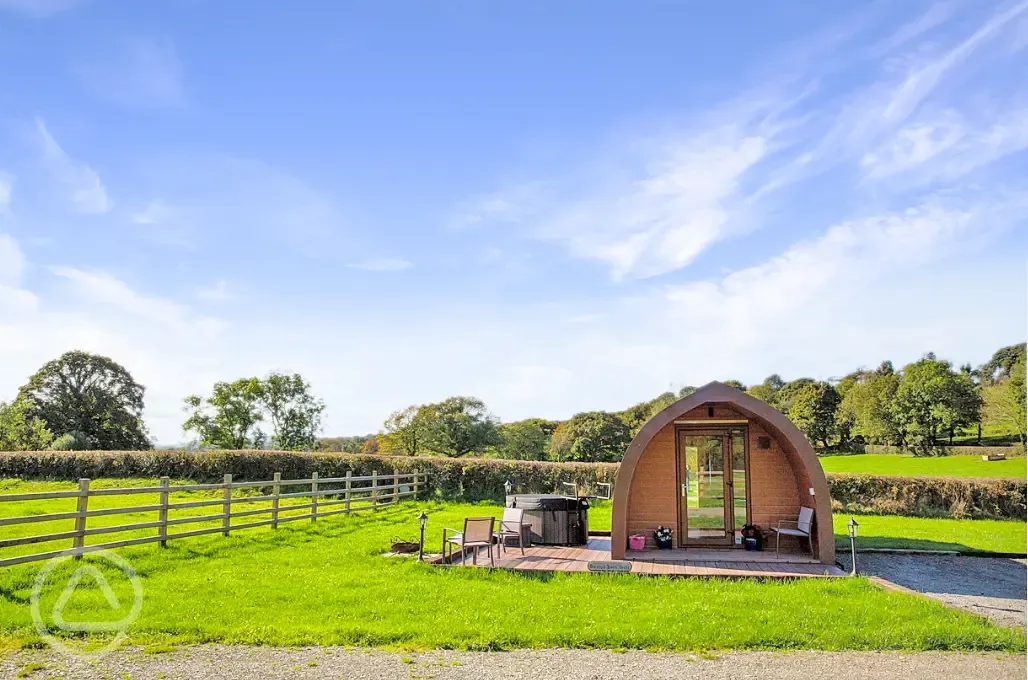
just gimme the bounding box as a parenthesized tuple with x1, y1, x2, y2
(495, 507, 526, 556)
(770, 506, 814, 560)
(443, 517, 496, 566)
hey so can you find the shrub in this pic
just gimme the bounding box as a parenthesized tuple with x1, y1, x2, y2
(0, 449, 1022, 519)
(860, 444, 1025, 457)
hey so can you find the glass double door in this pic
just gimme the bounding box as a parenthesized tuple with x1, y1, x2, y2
(677, 429, 748, 547)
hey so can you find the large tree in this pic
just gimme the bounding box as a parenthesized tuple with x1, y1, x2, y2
(183, 378, 266, 449)
(746, 374, 785, 406)
(419, 396, 499, 457)
(837, 362, 901, 445)
(17, 351, 151, 450)
(260, 372, 325, 450)
(983, 355, 1027, 446)
(496, 419, 549, 460)
(0, 398, 54, 451)
(381, 405, 427, 456)
(183, 372, 324, 450)
(548, 411, 632, 463)
(787, 381, 842, 448)
(981, 343, 1027, 384)
(891, 355, 981, 455)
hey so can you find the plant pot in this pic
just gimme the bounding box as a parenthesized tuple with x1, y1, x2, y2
(655, 537, 673, 550)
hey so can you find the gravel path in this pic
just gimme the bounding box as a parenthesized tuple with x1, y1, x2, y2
(2, 646, 1026, 680)
(837, 554, 1027, 628)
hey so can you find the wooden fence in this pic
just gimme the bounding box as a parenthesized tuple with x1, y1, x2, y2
(0, 470, 427, 568)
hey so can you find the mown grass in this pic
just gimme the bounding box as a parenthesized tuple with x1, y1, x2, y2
(818, 454, 1026, 479)
(0, 479, 1023, 652)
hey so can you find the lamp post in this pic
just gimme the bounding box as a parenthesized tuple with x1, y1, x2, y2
(847, 517, 859, 576)
(504, 479, 512, 497)
(417, 511, 428, 562)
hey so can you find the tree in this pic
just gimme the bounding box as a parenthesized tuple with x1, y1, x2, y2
(0, 398, 53, 451)
(981, 343, 1027, 384)
(259, 372, 325, 450)
(891, 356, 982, 456)
(382, 405, 427, 456)
(678, 386, 697, 398)
(774, 378, 815, 413)
(983, 355, 1027, 446)
(747, 374, 785, 405)
(361, 436, 380, 454)
(548, 411, 632, 463)
(722, 380, 747, 391)
(620, 391, 677, 434)
(183, 378, 266, 449)
(837, 362, 901, 445)
(496, 420, 549, 460)
(788, 382, 841, 448)
(17, 351, 150, 450)
(419, 396, 499, 457)
(183, 372, 325, 450)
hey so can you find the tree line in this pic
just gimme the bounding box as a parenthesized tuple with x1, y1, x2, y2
(1, 344, 1024, 459)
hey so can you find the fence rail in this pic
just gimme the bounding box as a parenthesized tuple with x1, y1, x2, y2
(0, 470, 427, 568)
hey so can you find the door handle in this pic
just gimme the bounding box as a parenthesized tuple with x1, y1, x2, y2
(681, 483, 687, 497)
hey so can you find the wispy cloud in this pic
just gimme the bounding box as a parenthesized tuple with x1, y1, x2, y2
(35, 118, 110, 214)
(453, 1, 1028, 281)
(345, 258, 413, 272)
(131, 199, 172, 225)
(0, 173, 12, 215)
(73, 36, 185, 109)
(0, 233, 39, 312)
(0, 0, 84, 17)
(51, 266, 223, 335)
(197, 279, 232, 302)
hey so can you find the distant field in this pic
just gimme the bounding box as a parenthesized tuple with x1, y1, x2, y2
(819, 454, 1026, 479)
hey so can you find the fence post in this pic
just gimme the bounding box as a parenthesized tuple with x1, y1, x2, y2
(372, 470, 378, 509)
(73, 478, 90, 559)
(158, 476, 170, 548)
(271, 472, 281, 529)
(311, 471, 319, 523)
(344, 471, 352, 513)
(222, 474, 232, 537)
(413, 471, 420, 498)
(392, 469, 399, 505)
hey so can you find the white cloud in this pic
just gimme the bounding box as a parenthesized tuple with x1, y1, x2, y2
(197, 279, 232, 302)
(131, 200, 172, 225)
(0, 173, 12, 214)
(51, 267, 223, 336)
(0, 233, 39, 313)
(345, 258, 413, 272)
(0, 0, 83, 17)
(35, 118, 111, 214)
(74, 36, 185, 109)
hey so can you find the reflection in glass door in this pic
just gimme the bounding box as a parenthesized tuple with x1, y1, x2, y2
(678, 433, 728, 544)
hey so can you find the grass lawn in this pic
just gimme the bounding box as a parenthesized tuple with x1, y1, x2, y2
(831, 514, 1027, 554)
(586, 502, 1025, 554)
(0, 479, 1023, 652)
(818, 454, 1026, 478)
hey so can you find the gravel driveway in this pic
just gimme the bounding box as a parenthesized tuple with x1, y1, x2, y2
(838, 554, 1027, 628)
(2, 647, 1025, 680)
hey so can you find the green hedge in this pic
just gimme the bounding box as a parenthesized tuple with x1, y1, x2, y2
(0, 450, 618, 502)
(0, 450, 1024, 519)
(828, 473, 1026, 520)
(859, 444, 1025, 457)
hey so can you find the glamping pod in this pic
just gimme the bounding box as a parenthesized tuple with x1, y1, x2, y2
(611, 382, 835, 565)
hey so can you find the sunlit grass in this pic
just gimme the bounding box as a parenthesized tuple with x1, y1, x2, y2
(0, 479, 1023, 652)
(818, 454, 1025, 478)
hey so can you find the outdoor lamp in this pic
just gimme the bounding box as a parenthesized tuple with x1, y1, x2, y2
(417, 511, 429, 562)
(847, 518, 859, 576)
(504, 479, 513, 496)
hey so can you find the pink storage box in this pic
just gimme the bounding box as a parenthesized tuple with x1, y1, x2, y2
(628, 535, 646, 551)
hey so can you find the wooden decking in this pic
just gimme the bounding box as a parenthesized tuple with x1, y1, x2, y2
(439, 536, 846, 578)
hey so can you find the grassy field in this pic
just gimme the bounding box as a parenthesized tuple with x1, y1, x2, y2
(0, 479, 1023, 652)
(818, 454, 1026, 478)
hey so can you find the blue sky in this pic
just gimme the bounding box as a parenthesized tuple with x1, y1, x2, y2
(1, 0, 1026, 444)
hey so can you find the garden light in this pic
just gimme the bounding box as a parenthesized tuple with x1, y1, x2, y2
(417, 511, 428, 562)
(847, 517, 859, 576)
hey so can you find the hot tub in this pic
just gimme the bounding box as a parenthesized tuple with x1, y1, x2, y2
(505, 494, 589, 546)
